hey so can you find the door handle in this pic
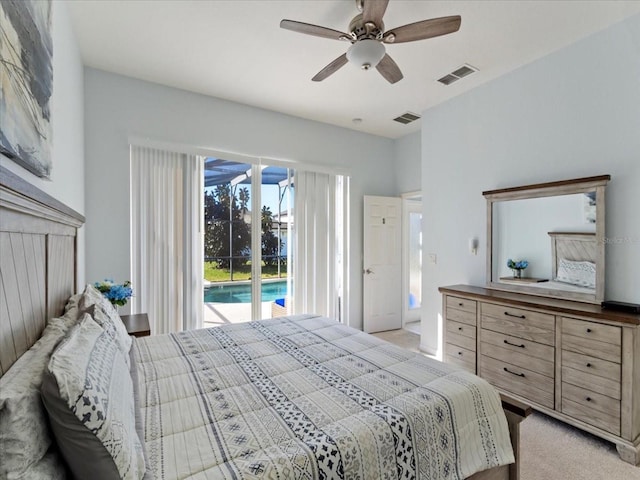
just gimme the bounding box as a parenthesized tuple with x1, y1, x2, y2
(364, 268, 374, 274)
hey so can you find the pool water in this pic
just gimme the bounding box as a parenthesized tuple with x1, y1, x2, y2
(204, 280, 288, 303)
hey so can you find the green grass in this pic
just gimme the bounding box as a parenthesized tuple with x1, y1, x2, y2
(204, 262, 287, 283)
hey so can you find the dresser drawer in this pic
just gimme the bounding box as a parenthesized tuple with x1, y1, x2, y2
(446, 307, 477, 326)
(446, 296, 477, 315)
(479, 354, 554, 409)
(446, 319, 476, 340)
(562, 382, 620, 419)
(481, 303, 555, 346)
(562, 350, 621, 383)
(561, 318, 621, 364)
(562, 396, 620, 436)
(480, 334, 554, 378)
(562, 366, 621, 400)
(481, 328, 554, 363)
(562, 317, 621, 346)
(446, 344, 476, 373)
(446, 330, 476, 351)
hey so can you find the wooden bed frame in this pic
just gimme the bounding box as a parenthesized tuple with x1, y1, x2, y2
(0, 165, 529, 480)
(0, 166, 84, 375)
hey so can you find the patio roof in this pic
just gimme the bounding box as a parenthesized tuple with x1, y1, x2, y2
(204, 158, 291, 187)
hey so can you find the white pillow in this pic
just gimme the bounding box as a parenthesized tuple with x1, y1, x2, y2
(556, 258, 596, 289)
(80, 284, 133, 363)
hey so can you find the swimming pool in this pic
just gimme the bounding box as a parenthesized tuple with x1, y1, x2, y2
(204, 280, 288, 303)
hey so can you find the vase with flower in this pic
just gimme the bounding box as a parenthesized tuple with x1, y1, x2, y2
(94, 279, 133, 308)
(507, 259, 528, 279)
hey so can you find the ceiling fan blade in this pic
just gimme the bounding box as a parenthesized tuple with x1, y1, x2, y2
(280, 19, 350, 41)
(376, 54, 403, 84)
(312, 54, 349, 82)
(362, 0, 389, 26)
(383, 16, 461, 44)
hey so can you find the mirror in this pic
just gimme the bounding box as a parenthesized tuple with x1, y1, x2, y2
(484, 175, 610, 304)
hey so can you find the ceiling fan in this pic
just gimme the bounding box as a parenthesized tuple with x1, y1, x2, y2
(280, 0, 461, 84)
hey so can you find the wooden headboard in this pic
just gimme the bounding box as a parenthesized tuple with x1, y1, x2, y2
(549, 231, 597, 277)
(0, 166, 84, 376)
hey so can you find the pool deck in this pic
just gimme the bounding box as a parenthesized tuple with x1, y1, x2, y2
(203, 301, 276, 327)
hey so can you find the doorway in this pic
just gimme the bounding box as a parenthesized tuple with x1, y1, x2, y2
(402, 193, 422, 334)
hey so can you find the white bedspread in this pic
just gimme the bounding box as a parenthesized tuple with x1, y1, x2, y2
(132, 315, 514, 479)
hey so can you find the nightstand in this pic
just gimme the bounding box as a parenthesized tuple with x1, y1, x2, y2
(120, 313, 151, 337)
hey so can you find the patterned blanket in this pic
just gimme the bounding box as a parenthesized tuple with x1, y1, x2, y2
(132, 315, 514, 479)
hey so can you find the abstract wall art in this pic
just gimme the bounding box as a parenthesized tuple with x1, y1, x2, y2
(0, 0, 53, 178)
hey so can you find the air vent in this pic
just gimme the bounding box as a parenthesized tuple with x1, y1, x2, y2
(393, 112, 421, 124)
(437, 74, 458, 86)
(437, 64, 478, 85)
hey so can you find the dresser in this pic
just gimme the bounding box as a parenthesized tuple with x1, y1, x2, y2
(440, 284, 640, 465)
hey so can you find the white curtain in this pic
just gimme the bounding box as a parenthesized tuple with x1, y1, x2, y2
(130, 146, 203, 334)
(293, 171, 346, 319)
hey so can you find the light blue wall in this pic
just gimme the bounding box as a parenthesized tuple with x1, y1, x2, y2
(84, 69, 397, 329)
(394, 131, 421, 194)
(420, 15, 640, 353)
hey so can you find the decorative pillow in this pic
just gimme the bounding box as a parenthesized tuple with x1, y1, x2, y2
(0, 298, 80, 479)
(42, 314, 145, 480)
(80, 284, 132, 359)
(556, 258, 597, 289)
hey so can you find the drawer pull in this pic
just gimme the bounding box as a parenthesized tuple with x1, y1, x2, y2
(586, 328, 592, 333)
(504, 311, 526, 319)
(458, 302, 464, 307)
(503, 367, 525, 377)
(458, 327, 463, 331)
(586, 397, 592, 402)
(586, 363, 592, 368)
(457, 351, 463, 356)
(503, 339, 525, 348)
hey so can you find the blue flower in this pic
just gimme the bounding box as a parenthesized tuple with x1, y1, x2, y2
(94, 279, 133, 307)
(507, 259, 528, 270)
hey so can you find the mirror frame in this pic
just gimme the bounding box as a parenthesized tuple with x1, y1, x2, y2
(483, 175, 610, 304)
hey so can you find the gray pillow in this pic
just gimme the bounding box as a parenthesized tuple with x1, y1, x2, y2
(41, 314, 145, 480)
(41, 371, 121, 479)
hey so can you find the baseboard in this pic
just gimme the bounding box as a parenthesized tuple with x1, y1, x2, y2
(419, 343, 437, 356)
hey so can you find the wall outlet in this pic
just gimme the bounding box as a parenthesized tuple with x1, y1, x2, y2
(428, 253, 437, 264)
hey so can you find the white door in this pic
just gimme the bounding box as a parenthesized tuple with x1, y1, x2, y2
(363, 196, 402, 333)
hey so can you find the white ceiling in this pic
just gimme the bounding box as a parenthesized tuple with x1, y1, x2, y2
(66, 1, 640, 139)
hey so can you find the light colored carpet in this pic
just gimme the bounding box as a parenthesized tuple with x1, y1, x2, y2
(373, 328, 640, 480)
(521, 412, 639, 479)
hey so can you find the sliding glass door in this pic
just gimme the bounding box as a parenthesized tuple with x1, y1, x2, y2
(202, 159, 293, 326)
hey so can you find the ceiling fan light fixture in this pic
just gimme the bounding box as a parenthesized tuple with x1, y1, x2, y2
(347, 40, 385, 70)
(281, 1, 462, 83)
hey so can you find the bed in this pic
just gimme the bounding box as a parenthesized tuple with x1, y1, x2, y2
(0, 166, 529, 480)
(507, 232, 598, 295)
